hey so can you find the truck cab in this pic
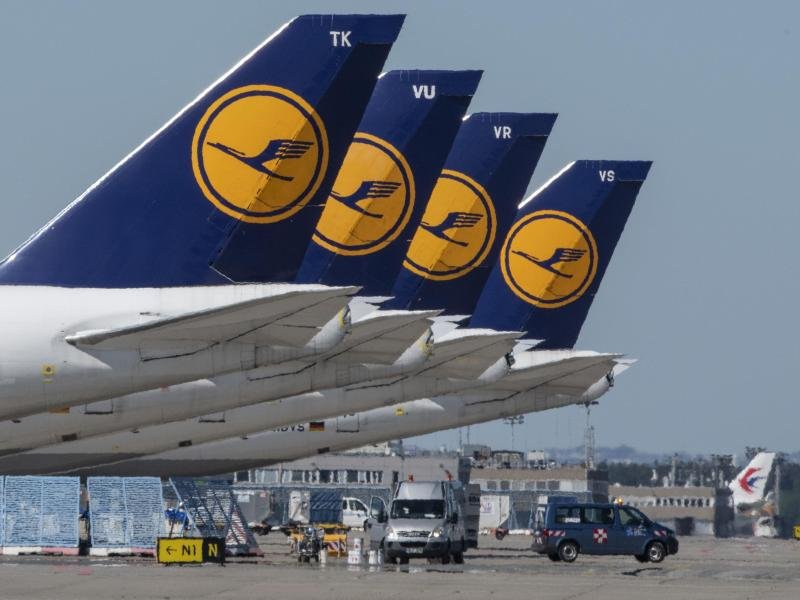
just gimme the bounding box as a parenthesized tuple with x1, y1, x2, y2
(367, 481, 467, 565)
(531, 500, 679, 563)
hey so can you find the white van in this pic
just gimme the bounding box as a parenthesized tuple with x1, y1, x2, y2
(367, 481, 466, 564)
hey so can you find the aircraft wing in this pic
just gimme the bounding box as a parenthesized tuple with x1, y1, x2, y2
(482, 352, 622, 394)
(422, 329, 521, 379)
(329, 310, 440, 365)
(250, 294, 355, 348)
(65, 285, 359, 351)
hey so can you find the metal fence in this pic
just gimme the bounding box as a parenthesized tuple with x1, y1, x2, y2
(2, 476, 80, 548)
(87, 476, 165, 549)
(233, 482, 393, 525)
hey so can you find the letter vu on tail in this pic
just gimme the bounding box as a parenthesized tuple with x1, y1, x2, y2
(296, 70, 482, 294)
(0, 15, 404, 287)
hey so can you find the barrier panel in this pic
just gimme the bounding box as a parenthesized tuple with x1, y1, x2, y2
(2, 476, 80, 554)
(124, 477, 166, 548)
(0, 476, 4, 547)
(87, 476, 164, 555)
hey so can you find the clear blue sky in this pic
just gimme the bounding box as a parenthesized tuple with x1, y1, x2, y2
(0, 1, 797, 455)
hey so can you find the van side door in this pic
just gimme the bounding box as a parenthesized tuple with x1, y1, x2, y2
(616, 506, 650, 554)
(552, 505, 588, 550)
(582, 505, 616, 554)
(365, 496, 388, 550)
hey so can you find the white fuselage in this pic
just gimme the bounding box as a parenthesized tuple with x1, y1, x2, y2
(0, 285, 346, 421)
(0, 353, 616, 475)
(59, 369, 616, 477)
(0, 320, 510, 457)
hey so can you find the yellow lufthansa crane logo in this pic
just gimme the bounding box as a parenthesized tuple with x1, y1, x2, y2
(192, 85, 328, 224)
(312, 133, 415, 255)
(403, 170, 496, 281)
(500, 210, 598, 309)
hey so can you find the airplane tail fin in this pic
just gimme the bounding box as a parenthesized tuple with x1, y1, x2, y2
(729, 452, 776, 506)
(469, 160, 651, 348)
(388, 112, 557, 313)
(296, 69, 482, 294)
(0, 15, 404, 287)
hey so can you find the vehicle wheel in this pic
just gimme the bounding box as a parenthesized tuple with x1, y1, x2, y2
(547, 553, 561, 562)
(452, 551, 464, 564)
(646, 541, 666, 563)
(495, 528, 507, 540)
(440, 553, 451, 565)
(382, 544, 395, 565)
(634, 554, 648, 563)
(557, 541, 579, 563)
(399, 556, 409, 565)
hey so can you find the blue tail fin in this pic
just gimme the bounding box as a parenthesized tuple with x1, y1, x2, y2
(469, 160, 651, 348)
(0, 15, 404, 287)
(295, 70, 482, 294)
(387, 112, 556, 313)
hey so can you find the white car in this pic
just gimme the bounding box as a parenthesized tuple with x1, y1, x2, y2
(342, 497, 370, 530)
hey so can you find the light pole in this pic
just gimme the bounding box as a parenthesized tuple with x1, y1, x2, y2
(502, 415, 525, 452)
(584, 400, 599, 469)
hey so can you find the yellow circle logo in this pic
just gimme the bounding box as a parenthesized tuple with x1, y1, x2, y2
(312, 133, 415, 256)
(191, 85, 328, 224)
(403, 170, 496, 281)
(501, 210, 598, 309)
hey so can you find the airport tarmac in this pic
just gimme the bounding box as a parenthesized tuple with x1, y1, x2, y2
(0, 535, 797, 600)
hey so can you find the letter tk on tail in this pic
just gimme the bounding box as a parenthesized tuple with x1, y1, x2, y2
(0, 15, 404, 287)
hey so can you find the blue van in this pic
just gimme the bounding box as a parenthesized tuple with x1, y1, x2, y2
(531, 501, 678, 563)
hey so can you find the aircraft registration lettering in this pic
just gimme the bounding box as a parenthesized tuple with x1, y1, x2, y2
(412, 84, 436, 99)
(493, 125, 512, 139)
(329, 31, 352, 47)
(599, 170, 615, 182)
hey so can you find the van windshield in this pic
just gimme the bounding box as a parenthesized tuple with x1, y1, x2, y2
(620, 506, 652, 526)
(391, 499, 445, 519)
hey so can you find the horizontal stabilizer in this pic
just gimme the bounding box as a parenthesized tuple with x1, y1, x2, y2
(245, 294, 355, 348)
(66, 285, 358, 351)
(612, 358, 637, 377)
(348, 297, 393, 321)
(543, 359, 622, 396)
(332, 310, 440, 365)
(488, 352, 622, 393)
(425, 329, 521, 378)
(429, 315, 470, 338)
